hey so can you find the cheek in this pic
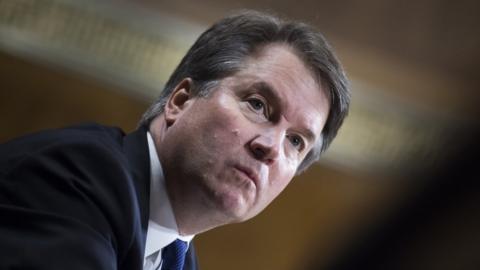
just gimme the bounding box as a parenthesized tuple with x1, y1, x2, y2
(269, 153, 297, 185)
(197, 104, 245, 149)
(264, 162, 296, 203)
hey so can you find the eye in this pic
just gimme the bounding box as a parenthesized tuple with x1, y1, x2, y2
(247, 97, 268, 116)
(287, 134, 305, 151)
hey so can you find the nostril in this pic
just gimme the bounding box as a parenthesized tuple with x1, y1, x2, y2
(253, 147, 265, 159)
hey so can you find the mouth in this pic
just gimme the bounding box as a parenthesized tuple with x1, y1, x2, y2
(233, 164, 259, 188)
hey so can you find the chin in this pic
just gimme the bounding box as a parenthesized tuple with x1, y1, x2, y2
(213, 189, 253, 223)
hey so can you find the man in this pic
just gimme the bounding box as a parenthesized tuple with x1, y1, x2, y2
(0, 10, 349, 270)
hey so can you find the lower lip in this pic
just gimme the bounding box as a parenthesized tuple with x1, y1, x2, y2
(234, 167, 256, 186)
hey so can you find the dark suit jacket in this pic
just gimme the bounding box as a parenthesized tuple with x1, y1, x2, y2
(0, 123, 198, 270)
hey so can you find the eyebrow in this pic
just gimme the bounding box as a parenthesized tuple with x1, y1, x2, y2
(250, 81, 279, 103)
(249, 81, 318, 145)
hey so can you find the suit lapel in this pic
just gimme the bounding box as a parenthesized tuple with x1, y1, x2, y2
(123, 125, 151, 244)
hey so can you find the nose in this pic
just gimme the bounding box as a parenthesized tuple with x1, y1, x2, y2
(248, 130, 282, 165)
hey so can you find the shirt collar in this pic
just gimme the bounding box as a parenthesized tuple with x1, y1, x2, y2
(144, 132, 194, 258)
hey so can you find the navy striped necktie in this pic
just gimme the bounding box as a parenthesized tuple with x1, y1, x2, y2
(160, 239, 188, 270)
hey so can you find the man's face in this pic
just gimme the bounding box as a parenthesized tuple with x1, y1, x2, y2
(158, 44, 330, 225)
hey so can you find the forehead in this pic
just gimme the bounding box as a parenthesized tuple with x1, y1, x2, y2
(231, 44, 330, 140)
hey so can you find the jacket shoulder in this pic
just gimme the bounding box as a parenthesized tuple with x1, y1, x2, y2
(0, 123, 145, 267)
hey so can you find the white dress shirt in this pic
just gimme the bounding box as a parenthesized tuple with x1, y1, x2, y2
(144, 132, 194, 270)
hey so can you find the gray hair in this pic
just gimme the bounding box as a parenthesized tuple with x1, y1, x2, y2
(140, 10, 350, 173)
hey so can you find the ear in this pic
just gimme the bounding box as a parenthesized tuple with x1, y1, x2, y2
(164, 78, 194, 127)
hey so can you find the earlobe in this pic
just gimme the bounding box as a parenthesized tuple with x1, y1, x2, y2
(164, 78, 194, 127)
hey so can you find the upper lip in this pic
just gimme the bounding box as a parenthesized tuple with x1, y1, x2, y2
(234, 164, 260, 187)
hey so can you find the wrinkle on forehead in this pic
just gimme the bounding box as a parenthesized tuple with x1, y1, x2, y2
(247, 43, 326, 90)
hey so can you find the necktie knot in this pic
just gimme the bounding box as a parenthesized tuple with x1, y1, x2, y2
(161, 239, 188, 270)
